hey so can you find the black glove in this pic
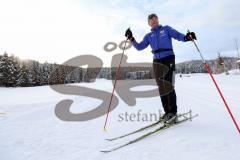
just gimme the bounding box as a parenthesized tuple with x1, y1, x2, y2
(184, 32, 197, 41)
(125, 28, 135, 42)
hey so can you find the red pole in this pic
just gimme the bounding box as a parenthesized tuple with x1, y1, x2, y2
(103, 38, 128, 131)
(188, 29, 240, 134)
(103, 66, 121, 131)
(204, 63, 240, 133)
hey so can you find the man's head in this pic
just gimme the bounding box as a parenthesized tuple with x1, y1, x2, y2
(148, 13, 159, 29)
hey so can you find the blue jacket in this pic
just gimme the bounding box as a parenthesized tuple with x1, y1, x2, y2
(132, 25, 186, 59)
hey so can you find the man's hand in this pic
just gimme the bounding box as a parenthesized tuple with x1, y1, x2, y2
(184, 32, 197, 41)
(125, 28, 135, 42)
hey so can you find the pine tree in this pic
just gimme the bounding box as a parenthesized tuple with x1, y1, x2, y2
(18, 61, 30, 87)
(9, 55, 21, 87)
(49, 63, 59, 85)
(0, 53, 17, 87)
(40, 62, 51, 85)
(30, 61, 41, 86)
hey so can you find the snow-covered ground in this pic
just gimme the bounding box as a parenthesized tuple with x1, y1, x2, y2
(0, 72, 240, 160)
(228, 69, 240, 75)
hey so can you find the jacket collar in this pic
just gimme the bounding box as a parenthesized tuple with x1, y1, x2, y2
(151, 25, 162, 32)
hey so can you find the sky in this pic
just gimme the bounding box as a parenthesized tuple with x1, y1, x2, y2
(0, 0, 240, 66)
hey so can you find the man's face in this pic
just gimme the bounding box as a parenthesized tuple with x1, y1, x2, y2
(148, 17, 159, 28)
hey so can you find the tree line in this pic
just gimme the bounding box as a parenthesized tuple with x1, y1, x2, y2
(0, 53, 153, 87)
(0, 52, 238, 87)
(0, 52, 84, 87)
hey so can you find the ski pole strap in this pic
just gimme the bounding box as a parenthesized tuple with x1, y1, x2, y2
(152, 48, 173, 54)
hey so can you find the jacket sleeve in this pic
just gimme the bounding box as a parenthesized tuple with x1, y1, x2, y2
(132, 34, 149, 51)
(165, 25, 186, 42)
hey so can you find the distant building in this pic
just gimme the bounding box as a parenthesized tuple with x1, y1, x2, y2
(126, 70, 150, 79)
(237, 59, 240, 69)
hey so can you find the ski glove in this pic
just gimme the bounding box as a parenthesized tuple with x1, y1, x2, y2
(125, 28, 135, 42)
(184, 32, 197, 41)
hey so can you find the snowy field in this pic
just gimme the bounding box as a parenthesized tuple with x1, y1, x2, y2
(0, 71, 240, 160)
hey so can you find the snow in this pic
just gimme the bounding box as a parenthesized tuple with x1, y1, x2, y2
(228, 69, 240, 75)
(0, 73, 240, 160)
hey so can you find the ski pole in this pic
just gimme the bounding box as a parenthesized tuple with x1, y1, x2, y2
(103, 36, 129, 131)
(188, 30, 240, 134)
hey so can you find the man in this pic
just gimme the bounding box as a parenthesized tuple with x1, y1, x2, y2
(125, 13, 196, 123)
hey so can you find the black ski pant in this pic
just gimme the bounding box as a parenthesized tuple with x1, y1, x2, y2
(153, 55, 177, 115)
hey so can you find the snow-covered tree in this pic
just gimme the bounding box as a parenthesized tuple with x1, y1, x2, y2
(29, 60, 41, 86)
(40, 62, 52, 85)
(0, 53, 20, 87)
(17, 61, 30, 87)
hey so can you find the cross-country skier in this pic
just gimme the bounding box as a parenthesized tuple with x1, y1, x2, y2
(125, 13, 196, 123)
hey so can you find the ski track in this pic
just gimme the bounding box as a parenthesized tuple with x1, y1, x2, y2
(0, 74, 240, 160)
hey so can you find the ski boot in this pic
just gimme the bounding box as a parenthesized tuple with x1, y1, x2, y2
(161, 113, 177, 125)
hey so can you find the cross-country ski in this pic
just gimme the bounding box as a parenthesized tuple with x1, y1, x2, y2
(101, 112, 198, 153)
(105, 111, 192, 141)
